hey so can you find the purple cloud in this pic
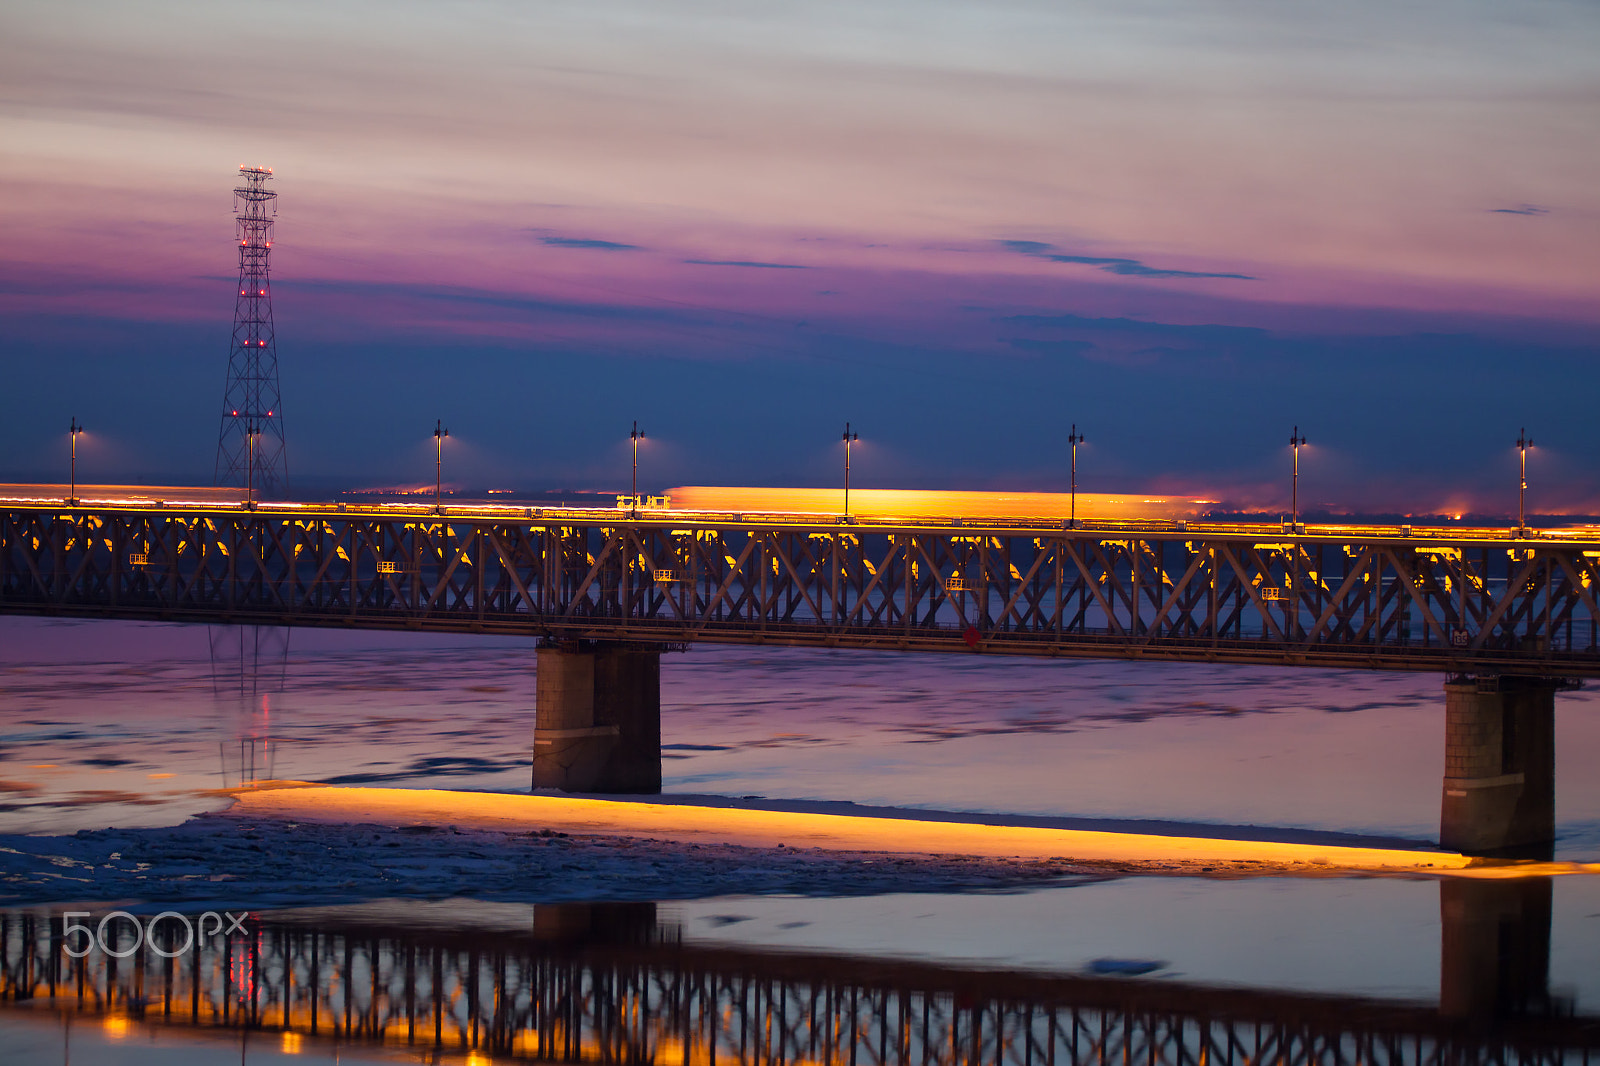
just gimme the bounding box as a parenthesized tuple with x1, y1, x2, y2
(1001, 239, 1253, 280)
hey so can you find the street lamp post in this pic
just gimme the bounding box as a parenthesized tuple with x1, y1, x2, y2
(1289, 426, 1307, 529)
(434, 419, 449, 514)
(1517, 428, 1534, 534)
(630, 421, 644, 517)
(1068, 424, 1084, 527)
(245, 418, 258, 509)
(842, 423, 859, 521)
(67, 418, 83, 506)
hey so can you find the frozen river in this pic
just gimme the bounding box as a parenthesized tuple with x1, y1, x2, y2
(1, 616, 1598, 1063)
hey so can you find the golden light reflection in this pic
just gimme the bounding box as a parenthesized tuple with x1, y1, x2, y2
(282, 1030, 304, 1053)
(221, 785, 1593, 879)
(102, 1013, 130, 1039)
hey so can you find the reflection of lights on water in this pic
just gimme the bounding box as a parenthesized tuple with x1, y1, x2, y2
(231, 931, 259, 1004)
(281, 1031, 304, 1054)
(466, 1053, 492, 1065)
(102, 1014, 130, 1039)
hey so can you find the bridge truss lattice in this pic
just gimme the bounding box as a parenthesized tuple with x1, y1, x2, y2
(4, 506, 1600, 675)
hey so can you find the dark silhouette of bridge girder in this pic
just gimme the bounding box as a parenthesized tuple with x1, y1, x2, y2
(4, 505, 1600, 676)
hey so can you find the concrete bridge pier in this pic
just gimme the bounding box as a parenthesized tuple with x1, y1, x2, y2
(1440, 676, 1558, 857)
(533, 642, 661, 793)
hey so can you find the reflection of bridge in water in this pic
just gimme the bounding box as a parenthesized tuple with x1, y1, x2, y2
(0, 882, 1593, 1063)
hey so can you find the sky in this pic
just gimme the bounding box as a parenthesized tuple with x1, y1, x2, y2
(2, 0, 1598, 512)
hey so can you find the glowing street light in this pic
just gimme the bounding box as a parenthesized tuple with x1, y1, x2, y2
(630, 421, 644, 518)
(1516, 428, 1534, 534)
(1067, 424, 1084, 527)
(67, 417, 84, 506)
(1288, 426, 1307, 528)
(434, 419, 450, 514)
(841, 423, 859, 521)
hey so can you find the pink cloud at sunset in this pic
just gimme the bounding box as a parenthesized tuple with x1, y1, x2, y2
(3, 1, 1596, 329)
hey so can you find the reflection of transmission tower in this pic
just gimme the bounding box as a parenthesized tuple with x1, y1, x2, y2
(214, 166, 287, 493)
(210, 624, 289, 788)
(208, 624, 290, 699)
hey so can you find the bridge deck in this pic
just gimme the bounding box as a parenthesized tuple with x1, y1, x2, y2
(5, 501, 1600, 675)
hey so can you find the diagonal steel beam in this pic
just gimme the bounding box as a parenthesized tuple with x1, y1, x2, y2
(1302, 547, 1376, 645)
(1469, 550, 1541, 651)
(564, 527, 622, 618)
(1062, 539, 1124, 636)
(994, 543, 1053, 631)
(1380, 548, 1450, 645)
(1219, 545, 1287, 642)
(699, 535, 760, 625)
(1144, 549, 1208, 642)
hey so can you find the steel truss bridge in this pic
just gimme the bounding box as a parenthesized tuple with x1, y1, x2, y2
(0, 905, 1593, 1065)
(4, 503, 1600, 675)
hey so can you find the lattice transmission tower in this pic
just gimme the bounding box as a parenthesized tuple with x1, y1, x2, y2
(214, 166, 287, 495)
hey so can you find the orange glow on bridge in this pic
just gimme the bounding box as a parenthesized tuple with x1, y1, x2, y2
(669, 486, 1217, 522)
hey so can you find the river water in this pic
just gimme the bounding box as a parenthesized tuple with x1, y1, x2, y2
(2, 615, 1598, 1063)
